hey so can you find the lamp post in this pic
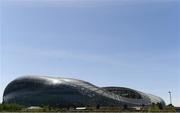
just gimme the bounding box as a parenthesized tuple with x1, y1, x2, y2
(168, 91, 172, 105)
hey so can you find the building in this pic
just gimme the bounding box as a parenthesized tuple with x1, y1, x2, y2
(3, 76, 166, 108)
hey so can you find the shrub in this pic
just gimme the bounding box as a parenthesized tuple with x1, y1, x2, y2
(0, 103, 24, 112)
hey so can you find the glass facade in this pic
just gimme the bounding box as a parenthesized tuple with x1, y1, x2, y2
(3, 76, 166, 107)
(103, 87, 142, 99)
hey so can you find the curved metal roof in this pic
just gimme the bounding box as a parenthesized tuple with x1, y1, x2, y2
(3, 75, 166, 107)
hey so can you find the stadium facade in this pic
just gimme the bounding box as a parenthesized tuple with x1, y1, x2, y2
(3, 76, 166, 108)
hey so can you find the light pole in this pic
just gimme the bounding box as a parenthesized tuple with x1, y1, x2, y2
(168, 91, 172, 105)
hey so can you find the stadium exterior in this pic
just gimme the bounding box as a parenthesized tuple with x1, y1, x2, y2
(3, 76, 166, 108)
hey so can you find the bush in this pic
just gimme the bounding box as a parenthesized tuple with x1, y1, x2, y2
(148, 103, 160, 112)
(164, 104, 176, 112)
(0, 103, 24, 112)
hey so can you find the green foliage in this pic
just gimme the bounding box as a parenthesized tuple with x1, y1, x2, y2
(0, 103, 177, 112)
(164, 104, 176, 112)
(0, 103, 24, 111)
(148, 103, 161, 112)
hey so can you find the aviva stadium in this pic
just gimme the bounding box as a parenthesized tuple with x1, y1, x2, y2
(3, 76, 166, 108)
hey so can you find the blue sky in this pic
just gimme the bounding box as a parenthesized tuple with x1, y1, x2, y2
(0, 0, 180, 106)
